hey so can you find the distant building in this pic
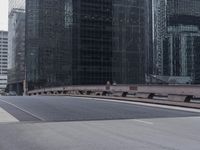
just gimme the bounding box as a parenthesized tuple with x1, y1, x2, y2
(8, 9, 25, 95)
(8, 0, 25, 95)
(164, 0, 200, 83)
(153, 0, 200, 84)
(8, 0, 25, 14)
(0, 31, 8, 91)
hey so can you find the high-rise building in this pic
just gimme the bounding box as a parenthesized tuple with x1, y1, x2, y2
(0, 31, 8, 91)
(153, 0, 200, 84)
(164, 0, 200, 83)
(26, 0, 113, 90)
(8, 0, 25, 95)
(112, 0, 152, 84)
(26, 0, 153, 89)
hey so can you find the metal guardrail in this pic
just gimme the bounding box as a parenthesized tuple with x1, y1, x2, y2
(28, 85, 200, 103)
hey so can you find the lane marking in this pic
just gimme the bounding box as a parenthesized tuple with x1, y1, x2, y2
(69, 96, 200, 113)
(134, 119, 154, 125)
(0, 98, 46, 121)
(0, 107, 18, 123)
(95, 98, 200, 113)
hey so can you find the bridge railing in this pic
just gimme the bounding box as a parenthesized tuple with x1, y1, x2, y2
(28, 84, 200, 103)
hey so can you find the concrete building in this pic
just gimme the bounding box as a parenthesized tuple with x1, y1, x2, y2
(8, 0, 25, 95)
(0, 31, 8, 91)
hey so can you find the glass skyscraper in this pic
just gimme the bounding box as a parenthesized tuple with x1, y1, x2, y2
(26, 0, 113, 89)
(26, 0, 152, 89)
(25, 0, 153, 89)
(153, 0, 200, 84)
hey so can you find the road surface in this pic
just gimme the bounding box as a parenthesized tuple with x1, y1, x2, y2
(0, 96, 199, 150)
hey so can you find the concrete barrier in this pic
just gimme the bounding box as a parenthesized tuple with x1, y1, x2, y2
(137, 85, 200, 102)
(28, 84, 200, 103)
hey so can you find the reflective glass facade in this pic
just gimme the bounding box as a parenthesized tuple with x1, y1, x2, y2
(112, 0, 152, 84)
(164, 0, 200, 83)
(26, 0, 152, 89)
(26, 0, 71, 89)
(26, 0, 113, 89)
(153, 0, 200, 83)
(72, 0, 113, 85)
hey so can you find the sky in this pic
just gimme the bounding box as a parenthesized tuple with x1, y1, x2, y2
(0, 0, 8, 31)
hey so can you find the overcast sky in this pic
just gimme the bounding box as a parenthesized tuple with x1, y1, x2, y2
(0, 0, 8, 31)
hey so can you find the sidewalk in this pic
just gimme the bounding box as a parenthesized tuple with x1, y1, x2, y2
(0, 107, 18, 123)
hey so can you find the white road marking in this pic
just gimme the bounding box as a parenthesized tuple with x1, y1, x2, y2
(0, 99, 46, 121)
(134, 119, 154, 125)
(70, 96, 200, 113)
(0, 107, 18, 123)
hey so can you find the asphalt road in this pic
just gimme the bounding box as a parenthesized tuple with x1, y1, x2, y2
(0, 96, 200, 150)
(0, 96, 199, 122)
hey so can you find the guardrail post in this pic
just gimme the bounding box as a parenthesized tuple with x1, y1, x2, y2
(168, 95, 193, 102)
(136, 92, 154, 99)
(122, 92, 128, 97)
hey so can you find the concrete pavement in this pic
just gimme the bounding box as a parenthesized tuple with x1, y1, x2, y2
(0, 117, 200, 150)
(0, 107, 18, 123)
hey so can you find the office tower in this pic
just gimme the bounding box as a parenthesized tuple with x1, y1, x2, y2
(112, 0, 152, 84)
(0, 31, 8, 91)
(153, 0, 200, 84)
(8, 0, 25, 95)
(164, 0, 200, 83)
(26, 0, 113, 90)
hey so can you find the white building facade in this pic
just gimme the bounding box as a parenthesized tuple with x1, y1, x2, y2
(0, 31, 8, 91)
